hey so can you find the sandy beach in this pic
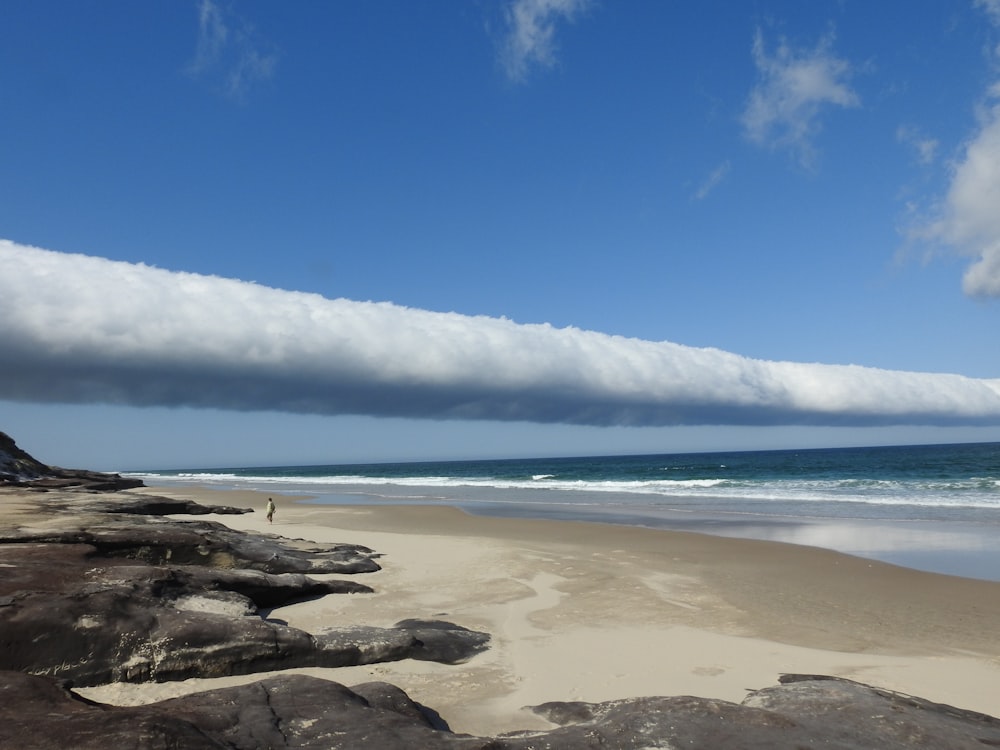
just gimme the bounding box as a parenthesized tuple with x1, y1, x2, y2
(78, 486, 1000, 737)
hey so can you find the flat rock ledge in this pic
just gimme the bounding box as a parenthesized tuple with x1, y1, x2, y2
(0, 489, 489, 686)
(2, 671, 999, 750)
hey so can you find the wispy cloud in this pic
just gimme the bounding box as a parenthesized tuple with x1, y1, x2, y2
(909, 3, 1000, 298)
(3, 240, 999, 427)
(742, 28, 860, 169)
(187, 0, 277, 101)
(693, 161, 731, 201)
(896, 125, 939, 166)
(499, 0, 589, 83)
(975, 0, 1000, 26)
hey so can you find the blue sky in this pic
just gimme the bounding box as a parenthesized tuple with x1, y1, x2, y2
(2, 0, 1000, 470)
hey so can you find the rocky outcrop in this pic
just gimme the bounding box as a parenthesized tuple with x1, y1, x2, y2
(0, 431, 490, 687)
(0, 431, 143, 491)
(2, 671, 999, 750)
(1, 500, 378, 574)
(0, 430, 49, 480)
(0, 513, 487, 686)
(524, 674, 1000, 749)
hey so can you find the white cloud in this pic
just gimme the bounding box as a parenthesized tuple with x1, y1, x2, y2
(499, 0, 589, 83)
(916, 0, 1000, 297)
(3, 240, 1000, 428)
(188, 0, 277, 100)
(693, 161, 731, 201)
(190, 0, 228, 71)
(902, 4, 1000, 298)
(742, 28, 860, 168)
(917, 91, 1000, 297)
(963, 241, 1000, 296)
(896, 125, 939, 166)
(975, 0, 1000, 26)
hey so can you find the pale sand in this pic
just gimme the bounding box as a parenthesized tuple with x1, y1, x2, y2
(78, 487, 1000, 736)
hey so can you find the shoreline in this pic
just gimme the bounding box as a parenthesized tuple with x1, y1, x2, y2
(305, 490, 1000, 583)
(77, 484, 1000, 736)
(131, 473, 1000, 582)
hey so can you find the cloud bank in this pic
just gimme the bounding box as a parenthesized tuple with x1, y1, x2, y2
(2, 240, 1000, 428)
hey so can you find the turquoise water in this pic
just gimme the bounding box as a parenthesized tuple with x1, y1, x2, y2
(133, 442, 1000, 580)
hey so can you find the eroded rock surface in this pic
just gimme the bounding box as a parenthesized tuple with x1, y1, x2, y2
(2, 505, 381, 574)
(0, 430, 143, 491)
(3, 671, 999, 750)
(0, 528, 486, 685)
(1, 433, 489, 688)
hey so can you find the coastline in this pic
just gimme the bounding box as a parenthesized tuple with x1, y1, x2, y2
(77, 485, 1000, 736)
(132, 447, 1000, 584)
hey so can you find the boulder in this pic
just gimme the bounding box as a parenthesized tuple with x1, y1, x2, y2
(3, 671, 999, 749)
(523, 675, 1000, 749)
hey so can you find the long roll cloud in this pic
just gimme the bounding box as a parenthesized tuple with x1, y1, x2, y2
(3, 239, 1000, 427)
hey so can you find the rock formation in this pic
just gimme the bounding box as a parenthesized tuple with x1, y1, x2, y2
(0, 430, 143, 490)
(2, 671, 999, 749)
(0, 490, 488, 686)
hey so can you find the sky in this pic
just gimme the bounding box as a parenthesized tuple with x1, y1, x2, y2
(2, 0, 1000, 470)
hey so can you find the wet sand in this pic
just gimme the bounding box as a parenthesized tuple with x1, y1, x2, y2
(78, 486, 1000, 736)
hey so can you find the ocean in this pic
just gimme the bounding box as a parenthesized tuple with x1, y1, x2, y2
(132, 441, 1000, 582)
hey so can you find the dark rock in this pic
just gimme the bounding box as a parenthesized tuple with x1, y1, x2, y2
(0, 431, 54, 483)
(0, 541, 485, 686)
(1, 509, 381, 574)
(393, 618, 495, 663)
(314, 622, 490, 667)
(0, 672, 468, 750)
(351, 680, 449, 730)
(159, 676, 449, 749)
(3, 671, 1000, 749)
(525, 676, 1000, 749)
(8, 485, 252, 517)
(746, 674, 1000, 747)
(22, 470, 145, 491)
(0, 671, 225, 750)
(0, 470, 488, 688)
(0, 431, 143, 491)
(98, 493, 253, 516)
(181, 565, 374, 607)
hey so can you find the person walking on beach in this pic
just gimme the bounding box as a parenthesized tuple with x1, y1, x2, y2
(265, 497, 275, 524)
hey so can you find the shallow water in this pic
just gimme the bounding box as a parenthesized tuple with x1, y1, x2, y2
(134, 441, 1000, 581)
